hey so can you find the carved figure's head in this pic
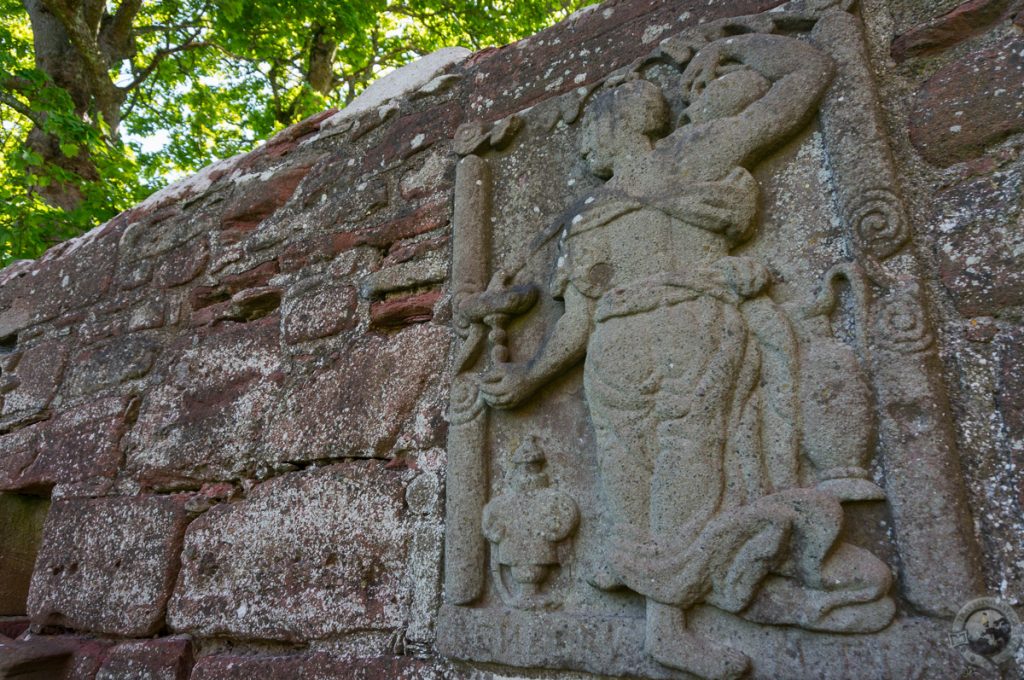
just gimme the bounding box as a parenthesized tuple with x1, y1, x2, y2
(681, 66, 770, 125)
(508, 437, 550, 492)
(581, 79, 669, 179)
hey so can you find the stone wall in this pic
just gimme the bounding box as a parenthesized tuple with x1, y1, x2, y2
(0, 0, 1021, 677)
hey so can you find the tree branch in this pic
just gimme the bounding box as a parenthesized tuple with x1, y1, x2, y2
(0, 91, 46, 127)
(2, 75, 36, 93)
(122, 40, 212, 92)
(109, 0, 142, 39)
(134, 22, 204, 34)
(99, 0, 143, 62)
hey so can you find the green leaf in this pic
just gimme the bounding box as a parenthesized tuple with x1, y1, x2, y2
(0, 0, 599, 266)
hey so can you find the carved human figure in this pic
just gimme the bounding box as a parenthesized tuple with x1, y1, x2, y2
(480, 34, 894, 679)
(482, 437, 579, 607)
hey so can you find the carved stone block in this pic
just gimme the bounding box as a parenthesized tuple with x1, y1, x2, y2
(438, 2, 989, 678)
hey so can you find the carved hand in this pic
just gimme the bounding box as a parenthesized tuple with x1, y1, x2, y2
(478, 362, 539, 409)
(680, 42, 724, 97)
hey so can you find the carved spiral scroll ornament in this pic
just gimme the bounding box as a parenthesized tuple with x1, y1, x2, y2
(845, 189, 910, 260)
(873, 288, 934, 353)
(449, 376, 485, 424)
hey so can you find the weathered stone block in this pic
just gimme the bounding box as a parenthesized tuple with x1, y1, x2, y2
(65, 335, 159, 398)
(0, 222, 118, 329)
(399, 151, 453, 201)
(34, 397, 132, 488)
(190, 653, 441, 680)
(265, 323, 449, 461)
(126, 320, 283, 486)
(277, 235, 334, 273)
(359, 253, 447, 299)
(370, 289, 442, 328)
(128, 300, 168, 332)
(54, 232, 119, 313)
(190, 260, 279, 311)
(153, 237, 209, 288)
(932, 163, 1024, 316)
(910, 34, 1024, 166)
(0, 398, 131, 492)
(299, 162, 389, 216)
(0, 340, 68, 426)
(0, 494, 49, 615)
(118, 204, 209, 263)
(384, 233, 449, 266)
(189, 287, 281, 327)
(360, 101, 461, 172)
(891, 0, 1022, 61)
(0, 635, 72, 680)
(28, 495, 194, 637)
(282, 282, 358, 344)
(18, 634, 114, 679)
(0, 425, 42, 491)
(1, 227, 121, 330)
(96, 637, 193, 680)
(168, 462, 414, 640)
(331, 199, 450, 253)
(220, 163, 316, 240)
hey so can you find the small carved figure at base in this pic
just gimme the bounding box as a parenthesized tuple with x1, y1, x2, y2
(482, 438, 579, 609)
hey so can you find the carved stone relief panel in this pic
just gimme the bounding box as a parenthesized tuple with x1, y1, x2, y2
(438, 2, 989, 678)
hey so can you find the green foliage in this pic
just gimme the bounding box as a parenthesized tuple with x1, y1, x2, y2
(0, 0, 597, 266)
(0, 73, 151, 261)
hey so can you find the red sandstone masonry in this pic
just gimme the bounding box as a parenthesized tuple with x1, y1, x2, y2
(16, 635, 113, 679)
(28, 495, 195, 637)
(457, 0, 782, 122)
(126, 318, 284, 488)
(96, 637, 194, 680)
(0, 396, 133, 493)
(168, 461, 414, 641)
(282, 282, 358, 344)
(220, 162, 320, 242)
(0, 0, 1021, 675)
(370, 289, 442, 328)
(891, 0, 1023, 61)
(190, 653, 441, 680)
(264, 322, 450, 462)
(909, 34, 1024, 166)
(0, 338, 68, 428)
(329, 198, 451, 254)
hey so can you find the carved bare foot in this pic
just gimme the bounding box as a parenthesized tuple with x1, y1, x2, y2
(645, 602, 750, 680)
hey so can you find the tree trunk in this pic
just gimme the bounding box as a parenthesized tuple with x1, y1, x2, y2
(307, 27, 338, 95)
(21, 0, 131, 211)
(22, 0, 95, 209)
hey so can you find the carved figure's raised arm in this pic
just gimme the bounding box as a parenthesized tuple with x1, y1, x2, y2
(680, 33, 835, 167)
(479, 284, 594, 410)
